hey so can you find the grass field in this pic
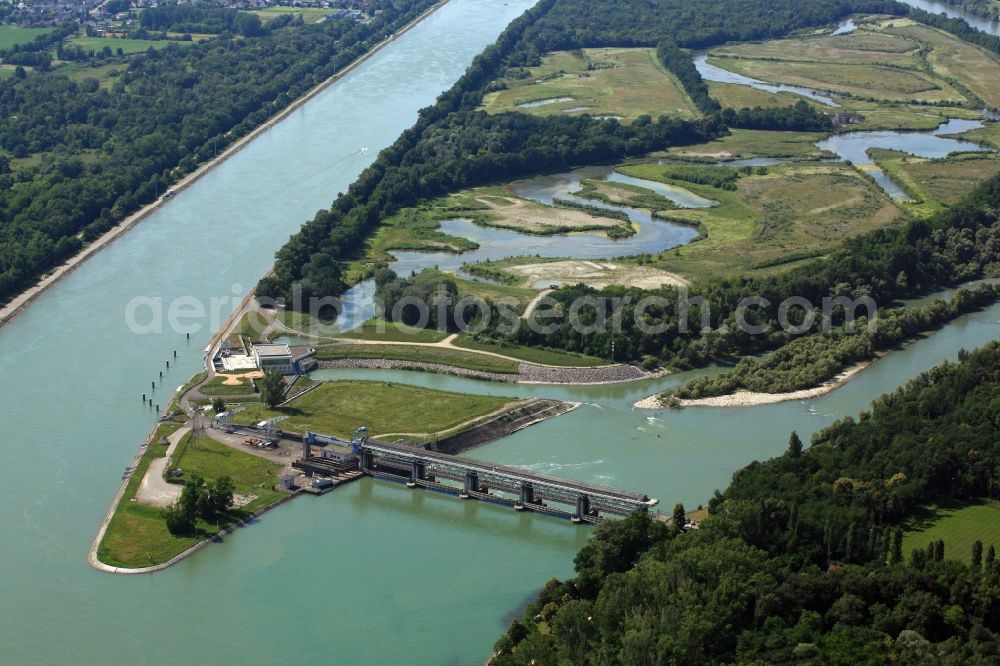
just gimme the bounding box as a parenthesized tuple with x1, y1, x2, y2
(250, 6, 332, 24)
(481, 47, 698, 122)
(711, 29, 921, 66)
(340, 319, 451, 343)
(618, 161, 903, 281)
(892, 23, 1000, 109)
(52, 61, 124, 88)
(663, 129, 832, 160)
(903, 499, 1000, 565)
(171, 434, 285, 502)
(710, 56, 963, 104)
(706, 81, 825, 112)
(232, 380, 516, 438)
(314, 342, 520, 374)
(704, 18, 1000, 115)
(68, 35, 195, 54)
(869, 149, 1000, 214)
(0, 24, 52, 50)
(453, 336, 607, 367)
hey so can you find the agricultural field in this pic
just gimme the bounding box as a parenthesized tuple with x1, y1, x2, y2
(232, 380, 517, 438)
(480, 47, 698, 122)
(903, 499, 1000, 566)
(0, 24, 52, 50)
(618, 161, 903, 281)
(868, 149, 1000, 213)
(661, 129, 833, 160)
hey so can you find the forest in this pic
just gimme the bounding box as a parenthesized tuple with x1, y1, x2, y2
(493, 342, 1000, 664)
(0, 0, 437, 306)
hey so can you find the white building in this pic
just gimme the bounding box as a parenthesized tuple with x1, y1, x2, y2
(252, 343, 294, 374)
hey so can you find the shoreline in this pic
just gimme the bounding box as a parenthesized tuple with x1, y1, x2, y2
(633, 363, 869, 409)
(0, 0, 450, 332)
(315, 357, 667, 385)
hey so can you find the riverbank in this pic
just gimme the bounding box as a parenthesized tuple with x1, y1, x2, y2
(317, 357, 660, 384)
(0, 0, 451, 332)
(634, 363, 869, 409)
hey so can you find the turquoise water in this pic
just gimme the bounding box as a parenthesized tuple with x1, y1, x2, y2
(1, 0, 999, 663)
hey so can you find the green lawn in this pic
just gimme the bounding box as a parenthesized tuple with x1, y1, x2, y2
(340, 318, 450, 343)
(903, 499, 1000, 565)
(453, 336, 607, 367)
(233, 380, 516, 438)
(172, 434, 284, 499)
(0, 24, 52, 50)
(314, 342, 519, 374)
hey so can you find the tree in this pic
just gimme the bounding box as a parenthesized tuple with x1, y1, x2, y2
(165, 501, 195, 535)
(788, 431, 803, 458)
(672, 502, 686, 535)
(259, 368, 285, 408)
(208, 476, 235, 516)
(211, 397, 225, 413)
(890, 527, 903, 565)
(972, 540, 983, 570)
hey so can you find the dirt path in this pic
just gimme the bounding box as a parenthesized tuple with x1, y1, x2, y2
(0, 0, 451, 331)
(522, 289, 554, 320)
(134, 425, 191, 508)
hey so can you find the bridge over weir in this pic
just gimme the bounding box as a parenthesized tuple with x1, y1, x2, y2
(359, 440, 658, 524)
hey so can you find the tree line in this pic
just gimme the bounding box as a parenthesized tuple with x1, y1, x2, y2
(493, 341, 1000, 664)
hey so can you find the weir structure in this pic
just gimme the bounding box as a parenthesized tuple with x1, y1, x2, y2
(358, 439, 658, 524)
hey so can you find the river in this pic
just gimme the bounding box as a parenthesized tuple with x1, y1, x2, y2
(2, 0, 999, 664)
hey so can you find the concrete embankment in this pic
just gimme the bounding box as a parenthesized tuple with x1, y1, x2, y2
(317, 358, 655, 384)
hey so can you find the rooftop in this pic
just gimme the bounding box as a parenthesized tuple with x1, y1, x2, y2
(253, 343, 292, 358)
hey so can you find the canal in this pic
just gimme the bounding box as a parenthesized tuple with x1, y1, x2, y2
(0, 0, 998, 663)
